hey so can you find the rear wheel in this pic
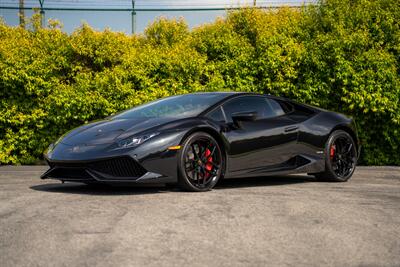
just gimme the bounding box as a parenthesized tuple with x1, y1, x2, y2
(315, 130, 357, 182)
(178, 132, 223, 192)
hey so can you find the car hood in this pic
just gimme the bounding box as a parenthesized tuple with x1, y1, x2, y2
(60, 117, 176, 145)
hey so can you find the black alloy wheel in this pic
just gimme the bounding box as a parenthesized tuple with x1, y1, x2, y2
(178, 132, 223, 191)
(315, 130, 357, 182)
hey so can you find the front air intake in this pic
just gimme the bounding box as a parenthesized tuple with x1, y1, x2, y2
(44, 156, 147, 180)
(88, 157, 147, 178)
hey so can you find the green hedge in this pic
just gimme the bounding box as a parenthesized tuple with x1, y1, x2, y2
(0, 0, 399, 165)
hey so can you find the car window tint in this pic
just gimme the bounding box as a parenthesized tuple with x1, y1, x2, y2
(222, 96, 286, 121)
(113, 93, 228, 119)
(207, 107, 226, 122)
(268, 99, 286, 117)
(275, 100, 294, 113)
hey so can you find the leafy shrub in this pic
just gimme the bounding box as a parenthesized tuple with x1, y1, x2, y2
(0, 0, 399, 165)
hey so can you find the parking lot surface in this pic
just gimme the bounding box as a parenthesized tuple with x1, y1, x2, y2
(0, 166, 399, 267)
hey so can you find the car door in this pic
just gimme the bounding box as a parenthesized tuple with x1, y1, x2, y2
(221, 95, 299, 177)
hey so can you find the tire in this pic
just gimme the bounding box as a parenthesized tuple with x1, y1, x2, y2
(178, 132, 224, 192)
(315, 130, 358, 182)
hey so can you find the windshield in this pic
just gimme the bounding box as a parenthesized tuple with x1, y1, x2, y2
(113, 93, 229, 119)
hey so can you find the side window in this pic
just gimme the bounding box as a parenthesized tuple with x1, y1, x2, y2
(207, 106, 226, 122)
(267, 99, 286, 117)
(274, 99, 294, 114)
(222, 96, 286, 122)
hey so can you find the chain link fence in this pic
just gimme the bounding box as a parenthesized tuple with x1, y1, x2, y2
(0, 0, 311, 33)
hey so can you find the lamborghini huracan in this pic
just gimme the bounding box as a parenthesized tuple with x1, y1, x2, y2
(41, 92, 360, 191)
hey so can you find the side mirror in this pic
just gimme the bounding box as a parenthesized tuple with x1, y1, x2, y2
(231, 111, 258, 123)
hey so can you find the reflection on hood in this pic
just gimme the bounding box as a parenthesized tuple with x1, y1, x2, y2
(60, 117, 177, 145)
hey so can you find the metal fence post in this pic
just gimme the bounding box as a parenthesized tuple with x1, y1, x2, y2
(39, 0, 45, 27)
(19, 0, 25, 28)
(131, 0, 136, 34)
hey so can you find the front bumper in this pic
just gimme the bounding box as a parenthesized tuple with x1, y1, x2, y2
(41, 156, 174, 184)
(42, 130, 186, 184)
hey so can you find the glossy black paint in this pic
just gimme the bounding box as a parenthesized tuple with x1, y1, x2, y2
(42, 92, 360, 184)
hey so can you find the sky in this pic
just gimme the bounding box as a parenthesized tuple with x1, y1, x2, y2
(0, 0, 312, 33)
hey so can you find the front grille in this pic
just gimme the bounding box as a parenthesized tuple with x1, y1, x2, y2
(47, 156, 147, 180)
(88, 157, 147, 178)
(48, 167, 93, 180)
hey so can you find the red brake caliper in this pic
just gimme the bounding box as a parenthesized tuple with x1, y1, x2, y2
(203, 148, 213, 180)
(330, 144, 336, 159)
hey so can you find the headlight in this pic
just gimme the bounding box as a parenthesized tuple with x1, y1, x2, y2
(116, 132, 159, 149)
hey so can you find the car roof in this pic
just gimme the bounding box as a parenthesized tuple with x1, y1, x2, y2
(195, 91, 325, 115)
(185, 91, 240, 96)
(186, 91, 270, 98)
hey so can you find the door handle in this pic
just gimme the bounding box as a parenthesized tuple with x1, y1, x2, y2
(284, 126, 299, 133)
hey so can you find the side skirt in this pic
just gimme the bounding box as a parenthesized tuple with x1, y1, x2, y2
(224, 154, 325, 179)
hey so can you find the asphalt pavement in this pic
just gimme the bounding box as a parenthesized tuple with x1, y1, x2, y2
(0, 166, 399, 267)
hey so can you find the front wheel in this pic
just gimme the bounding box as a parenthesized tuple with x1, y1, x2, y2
(315, 130, 358, 182)
(178, 132, 223, 192)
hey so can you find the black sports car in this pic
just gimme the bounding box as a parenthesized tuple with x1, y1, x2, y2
(41, 92, 360, 191)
